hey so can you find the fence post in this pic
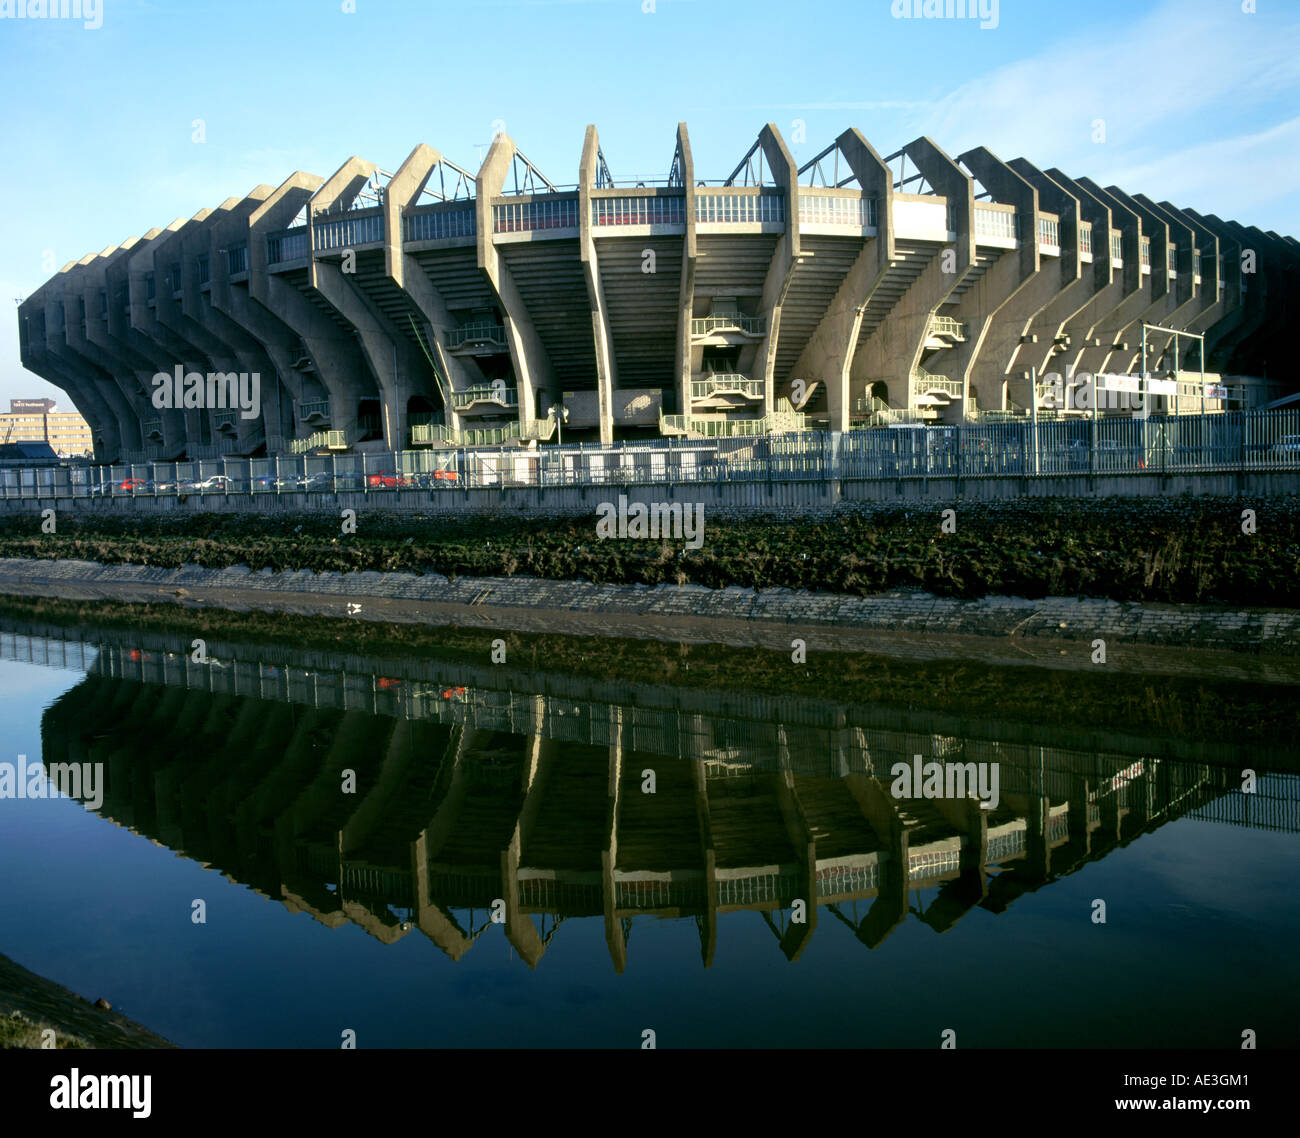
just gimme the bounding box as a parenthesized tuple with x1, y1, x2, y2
(1089, 388, 1098, 486)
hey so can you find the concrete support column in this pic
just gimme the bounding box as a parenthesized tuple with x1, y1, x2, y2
(674, 123, 697, 418)
(844, 774, 909, 948)
(1071, 178, 1148, 376)
(751, 124, 801, 417)
(386, 143, 474, 433)
(790, 129, 894, 432)
(249, 175, 368, 442)
(855, 137, 974, 415)
(943, 147, 1042, 415)
(579, 125, 618, 444)
(477, 134, 556, 432)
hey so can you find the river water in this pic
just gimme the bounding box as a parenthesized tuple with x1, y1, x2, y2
(0, 616, 1297, 1049)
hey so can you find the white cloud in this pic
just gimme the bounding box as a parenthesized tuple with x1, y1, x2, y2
(903, 0, 1300, 230)
(1104, 117, 1300, 222)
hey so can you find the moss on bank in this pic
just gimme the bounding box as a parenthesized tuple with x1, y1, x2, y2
(1, 496, 1297, 605)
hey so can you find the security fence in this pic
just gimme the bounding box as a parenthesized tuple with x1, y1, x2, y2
(2, 409, 1298, 500)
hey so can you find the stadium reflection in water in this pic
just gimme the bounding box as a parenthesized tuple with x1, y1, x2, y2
(3, 618, 1298, 1048)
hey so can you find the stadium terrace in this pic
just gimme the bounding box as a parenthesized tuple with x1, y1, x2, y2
(18, 124, 1296, 464)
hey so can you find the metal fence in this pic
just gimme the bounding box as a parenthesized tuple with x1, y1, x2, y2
(2, 409, 1298, 500)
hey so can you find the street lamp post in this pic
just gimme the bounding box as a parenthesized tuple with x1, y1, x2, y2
(548, 402, 569, 447)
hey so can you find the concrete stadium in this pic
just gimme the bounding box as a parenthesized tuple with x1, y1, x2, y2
(16, 123, 1299, 464)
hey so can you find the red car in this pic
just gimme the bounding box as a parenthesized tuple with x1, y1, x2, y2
(365, 471, 416, 489)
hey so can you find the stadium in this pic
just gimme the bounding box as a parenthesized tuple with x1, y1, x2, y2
(16, 123, 1298, 465)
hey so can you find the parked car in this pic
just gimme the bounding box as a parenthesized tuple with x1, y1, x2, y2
(299, 471, 334, 492)
(192, 475, 230, 492)
(333, 470, 366, 490)
(91, 477, 149, 495)
(366, 470, 417, 489)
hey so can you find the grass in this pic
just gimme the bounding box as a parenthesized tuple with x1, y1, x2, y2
(0, 1010, 87, 1050)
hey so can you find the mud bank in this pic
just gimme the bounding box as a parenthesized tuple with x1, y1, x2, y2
(1, 556, 1297, 680)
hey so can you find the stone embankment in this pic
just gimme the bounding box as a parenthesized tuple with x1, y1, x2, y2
(0, 557, 1296, 678)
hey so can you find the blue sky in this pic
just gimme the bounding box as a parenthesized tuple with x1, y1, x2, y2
(2, 0, 1298, 406)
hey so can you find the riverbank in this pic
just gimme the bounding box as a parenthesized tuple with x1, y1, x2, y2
(0, 953, 175, 1049)
(1, 495, 1297, 605)
(2, 556, 1299, 690)
(5, 596, 1298, 763)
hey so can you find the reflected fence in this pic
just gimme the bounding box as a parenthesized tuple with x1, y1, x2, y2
(3, 409, 1299, 500)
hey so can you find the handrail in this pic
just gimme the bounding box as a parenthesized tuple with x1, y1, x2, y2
(290, 430, 350, 453)
(448, 322, 507, 348)
(452, 384, 519, 409)
(691, 374, 764, 399)
(691, 315, 765, 336)
(929, 315, 968, 340)
(912, 369, 964, 399)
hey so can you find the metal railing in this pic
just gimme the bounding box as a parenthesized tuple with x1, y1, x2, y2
(296, 399, 331, 420)
(695, 193, 784, 225)
(852, 395, 916, 426)
(290, 430, 350, 453)
(452, 384, 518, 410)
(448, 322, 507, 349)
(1110, 231, 1122, 262)
(691, 374, 764, 400)
(1141, 236, 1152, 268)
(492, 197, 579, 234)
(315, 212, 384, 251)
(928, 315, 967, 340)
(1079, 222, 1093, 255)
(691, 314, 765, 336)
(227, 245, 248, 275)
(797, 194, 878, 228)
(410, 418, 556, 447)
(974, 204, 1019, 240)
(5, 409, 1300, 500)
(267, 227, 309, 264)
(912, 369, 964, 400)
(403, 205, 477, 243)
(591, 196, 686, 227)
(1037, 215, 1059, 247)
(661, 400, 806, 438)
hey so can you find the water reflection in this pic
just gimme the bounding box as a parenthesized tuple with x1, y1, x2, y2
(8, 622, 1298, 973)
